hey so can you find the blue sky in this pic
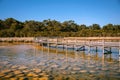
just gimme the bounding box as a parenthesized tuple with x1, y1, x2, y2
(0, 0, 120, 26)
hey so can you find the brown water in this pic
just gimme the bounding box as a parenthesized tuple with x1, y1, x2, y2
(0, 42, 120, 80)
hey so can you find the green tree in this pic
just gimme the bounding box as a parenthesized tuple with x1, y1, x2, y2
(89, 24, 101, 30)
(102, 24, 114, 30)
(78, 24, 88, 31)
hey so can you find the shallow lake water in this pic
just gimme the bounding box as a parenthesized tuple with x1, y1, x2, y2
(0, 42, 120, 80)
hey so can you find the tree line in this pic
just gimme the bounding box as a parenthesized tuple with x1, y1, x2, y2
(0, 18, 120, 37)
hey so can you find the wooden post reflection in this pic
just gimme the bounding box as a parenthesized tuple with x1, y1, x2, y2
(42, 42, 44, 57)
(56, 38, 58, 58)
(88, 40, 91, 60)
(75, 38, 77, 60)
(118, 41, 120, 72)
(33, 43, 35, 56)
(66, 40, 68, 63)
(119, 41, 120, 61)
(96, 47, 98, 53)
(102, 39, 105, 67)
(47, 37, 49, 60)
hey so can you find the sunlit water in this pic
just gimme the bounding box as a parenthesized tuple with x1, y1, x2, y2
(0, 42, 120, 80)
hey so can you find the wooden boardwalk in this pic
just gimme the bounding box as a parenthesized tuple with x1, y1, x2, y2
(34, 37, 120, 47)
(34, 37, 120, 61)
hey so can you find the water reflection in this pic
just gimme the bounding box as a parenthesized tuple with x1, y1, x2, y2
(0, 43, 120, 80)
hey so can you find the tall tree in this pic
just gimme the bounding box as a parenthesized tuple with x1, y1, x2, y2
(89, 24, 101, 30)
(103, 24, 114, 30)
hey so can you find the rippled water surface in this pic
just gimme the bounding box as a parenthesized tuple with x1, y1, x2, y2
(0, 42, 120, 80)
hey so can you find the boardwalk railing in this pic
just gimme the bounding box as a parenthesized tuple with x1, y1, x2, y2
(34, 37, 120, 47)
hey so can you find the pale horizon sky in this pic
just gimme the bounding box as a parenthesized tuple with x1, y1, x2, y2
(0, 0, 120, 27)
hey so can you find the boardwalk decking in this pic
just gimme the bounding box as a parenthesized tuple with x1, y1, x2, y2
(0, 37, 34, 42)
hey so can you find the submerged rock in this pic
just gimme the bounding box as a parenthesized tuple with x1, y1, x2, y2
(1, 69, 11, 74)
(10, 78, 17, 80)
(89, 70, 96, 73)
(62, 71, 68, 75)
(87, 65, 95, 68)
(0, 73, 6, 77)
(16, 73, 24, 77)
(22, 69, 30, 73)
(59, 65, 68, 70)
(2, 61, 9, 65)
(27, 72, 36, 77)
(71, 71, 76, 74)
(39, 72, 47, 76)
(27, 72, 34, 77)
(19, 77, 28, 80)
(38, 62, 45, 66)
(73, 67, 81, 71)
(79, 70, 87, 73)
(32, 68, 42, 73)
(11, 65, 18, 69)
(101, 68, 108, 71)
(14, 70, 22, 75)
(51, 64, 59, 68)
(18, 66, 27, 70)
(32, 78, 39, 80)
(39, 77, 48, 80)
(4, 74, 13, 78)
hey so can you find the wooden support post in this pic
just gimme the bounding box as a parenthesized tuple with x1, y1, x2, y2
(118, 41, 120, 61)
(56, 37, 58, 57)
(110, 47, 111, 52)
(74, 38, 77, 51)
(73, 44, 74, 50)
(96, 47, 98, 52)
(74, 38, 76, 58)
(66, 39, 68, 51)
(56, 38, 58, 49)
(63, 38, 65, 50)
(102, 39, 105, 64)
(34, 42, 36, 56)
(47, 37, 49, 60)
(75, 38, 78, 60)
(118, 41, 120, 71)
(66, 39, 68, 62)
(88, 40, 91, 53)
(42, 42, 44, 56)
(102, 39, 105, 53)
